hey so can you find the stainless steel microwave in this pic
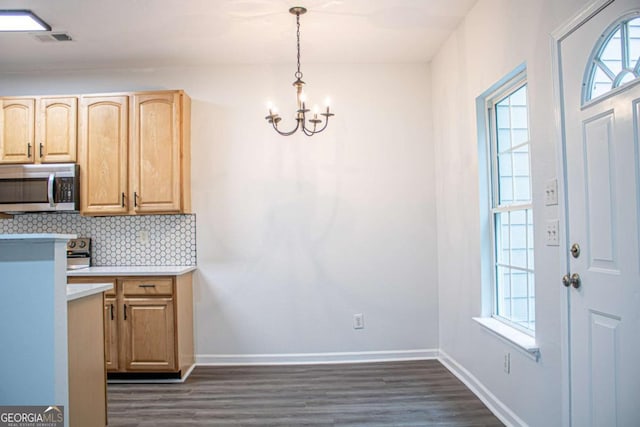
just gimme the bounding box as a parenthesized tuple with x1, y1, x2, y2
(0, 163, 79, 213)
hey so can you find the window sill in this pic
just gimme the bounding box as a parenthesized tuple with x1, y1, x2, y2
(472, 317, 540, 361)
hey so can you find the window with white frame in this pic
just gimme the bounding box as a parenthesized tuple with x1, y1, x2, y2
(486, 73, 535, 334)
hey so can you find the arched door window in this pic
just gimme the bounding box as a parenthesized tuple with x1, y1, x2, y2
(584, 13, 640, 103)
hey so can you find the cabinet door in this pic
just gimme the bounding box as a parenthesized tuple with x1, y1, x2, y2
(38, 97, 77, 163)
(79, 96, 129, 215)
(104, 296, 119, 371)
(122, 298, 176, 371)
(0, 98, 35, 163)
(131, 92, 182, 213)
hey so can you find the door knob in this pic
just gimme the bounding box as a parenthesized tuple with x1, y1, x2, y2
(570, 243, 580, 258)
(562, 273, 581, 289)
(570, 273, 581, 289)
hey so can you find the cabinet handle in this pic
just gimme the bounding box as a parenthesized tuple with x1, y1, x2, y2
(123, 304, 127, 320)
(110, 303, 114, 321)
(121, 192, 125, 207)
(138, 284, 156, 288)
(27, 143, 32, 158)
(134, 192, 138, 207)
(39, 143, 44, 158)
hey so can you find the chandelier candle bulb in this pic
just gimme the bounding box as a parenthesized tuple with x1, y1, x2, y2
(264, 6, 334, 137)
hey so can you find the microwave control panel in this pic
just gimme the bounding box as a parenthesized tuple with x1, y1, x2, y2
(55, 177, 76, 203)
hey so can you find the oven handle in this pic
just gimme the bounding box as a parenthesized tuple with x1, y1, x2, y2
(47, 173, 55, 207)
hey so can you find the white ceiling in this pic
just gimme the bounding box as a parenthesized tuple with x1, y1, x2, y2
(0, 0, 477, 72)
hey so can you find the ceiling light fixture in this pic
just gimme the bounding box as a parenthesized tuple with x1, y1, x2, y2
(265, 7, 334, 136)
(0, 10, 51, 32)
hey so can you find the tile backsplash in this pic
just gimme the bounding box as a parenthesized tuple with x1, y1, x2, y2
(0, 213, 196, 266)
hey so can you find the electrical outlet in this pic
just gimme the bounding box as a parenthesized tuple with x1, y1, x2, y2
(545, 178, 558, 206)
(504, 352, 511, 374)
(545, 220, 560, 246)
(353, 313, 364, 329)
(137, 229, 150, 244)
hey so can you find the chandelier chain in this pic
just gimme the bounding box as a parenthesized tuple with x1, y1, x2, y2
(295, 12, 303, 80)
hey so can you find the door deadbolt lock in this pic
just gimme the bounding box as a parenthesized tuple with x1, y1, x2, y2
(570, 243, 580, 258)
(562, 273, 581, 289)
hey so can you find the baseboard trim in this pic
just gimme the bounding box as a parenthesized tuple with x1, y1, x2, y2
(196, 349, 438, 366)
(437, 350, 527, 427)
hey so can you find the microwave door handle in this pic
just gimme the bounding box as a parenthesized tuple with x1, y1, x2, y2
(47, 173, 55, 207)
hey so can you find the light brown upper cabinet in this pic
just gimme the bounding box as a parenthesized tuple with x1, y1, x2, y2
(0, 97, 77, 164)
(78, 90, 191, 216)
(78, 95, 129, 215)
(130, 92, 191, 214)
(38, 97, 78, 163)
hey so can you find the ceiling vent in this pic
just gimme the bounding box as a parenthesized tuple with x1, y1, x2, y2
(34, 32, 72, 42)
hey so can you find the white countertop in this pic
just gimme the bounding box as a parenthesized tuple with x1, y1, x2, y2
(0, 233, 76, 241)
(67, 283, 113, 301)
(67, 266, 196, 276)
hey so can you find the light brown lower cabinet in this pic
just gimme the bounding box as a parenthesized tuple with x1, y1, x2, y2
(122, 296, 176, 371)
(70, 273, 194, 380)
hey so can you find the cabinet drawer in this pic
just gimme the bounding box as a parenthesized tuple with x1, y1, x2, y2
(122, 278, 173, 296)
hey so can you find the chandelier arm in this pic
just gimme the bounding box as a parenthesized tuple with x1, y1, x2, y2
(307, 116, 330, 135)
(301, 125, 315, 137)
(272, 119, 301, 136)
(301, 118, 319, 136)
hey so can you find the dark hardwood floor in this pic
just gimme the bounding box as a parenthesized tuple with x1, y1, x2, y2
(107, 360, 504, 426)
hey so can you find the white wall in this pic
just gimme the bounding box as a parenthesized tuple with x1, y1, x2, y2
(431, 0, 593, 425)
(0, 63, 439, 362)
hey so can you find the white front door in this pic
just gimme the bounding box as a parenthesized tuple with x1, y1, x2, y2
(560, 1, 640, 426)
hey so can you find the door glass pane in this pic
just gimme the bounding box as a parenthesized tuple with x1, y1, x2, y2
(586, 17, 640, 101)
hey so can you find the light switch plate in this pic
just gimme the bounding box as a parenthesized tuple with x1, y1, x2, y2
(545, 179, 558, 206)
(546, 220, 560, 246)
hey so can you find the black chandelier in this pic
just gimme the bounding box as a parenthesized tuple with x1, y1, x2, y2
(265, 7, 334, 136)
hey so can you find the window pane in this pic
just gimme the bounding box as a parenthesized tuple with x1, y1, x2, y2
(586, 18, 640, 101)
(497, 129, 511, 152)
(514, 176, 531, 201)
(496, 212, 510, 264)
(511, 106, 528, 129)
(591, 65, 613, 98)
(513, 151, 530, 175)
(630, 18, 640, 66)
(496, 266, 511, 318)
(498, 152, 512, 175)
(618, 71, 636, 87)
(510, 211, 528, 269)
(528, 272, 535, 331)
(601, 28, 622, 75)
(496, 105, 510, 129)
(512, 129, 529, 146)
(499, 177, 513, 204)
(527, 209, 534, 270)
(510, 85, 527, 105)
